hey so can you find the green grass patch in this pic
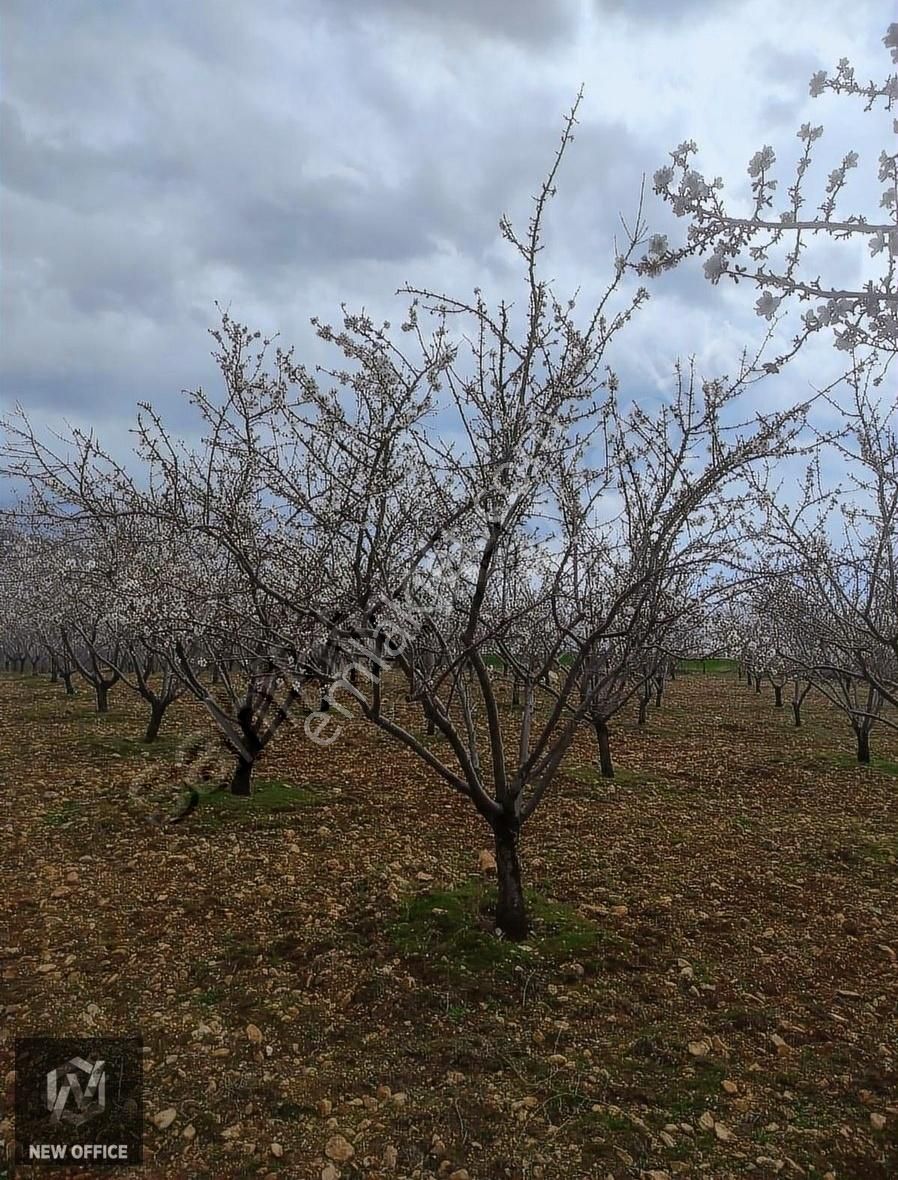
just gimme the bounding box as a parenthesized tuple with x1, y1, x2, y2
(194, 986, 226, 1007)
(193, 778, 326, 825)
(388, 880, 613, 979)
(564, 764, 647, 790)
(856, 835, 898, 865)
(677, 658, 738, 675)
(663, 1060, 729, 1117)
(79, 729, 184, 760)
(830, 751, 898, 776)
(42, 800, 85, 827)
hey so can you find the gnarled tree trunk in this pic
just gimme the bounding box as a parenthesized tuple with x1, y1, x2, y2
(144, 700, 167, 743)
(229, 756, 254, 796)
(593, 717, 614, 779)
(492, 819, 529, 940)
(855, 727, 871, 765)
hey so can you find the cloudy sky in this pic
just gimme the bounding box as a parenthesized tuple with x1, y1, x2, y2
(1, 0, 892, 457)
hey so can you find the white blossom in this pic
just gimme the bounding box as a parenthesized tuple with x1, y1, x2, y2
(885, 22, 898, 63)
(755, 292, 782, 320)
(647, 233, 669, 256)
(748, 146, 776, 177)
(703, 252, 727, 283)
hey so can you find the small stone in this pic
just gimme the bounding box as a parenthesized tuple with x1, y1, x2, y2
(182, 1124, 196, 1141)
(317, 1098, 333, 1117)
(688, 1039, 711, 1058)
(152, 1108, 177, 1131)
(321, 1166, 340, 1180)
(391, 1091, 407, 1106)
(382, 1144, 399, 1168)
(325, 1134, 354, 1163)
(478, 849, 497, 873)
(448, 1171, 470, 1180)
(870, 1112, 886, 1130)
(375, 1084, 391, 1101)
(270, 1142, 283, 1157)
(245, 1023, 263, 1044)
(722, 1079, 739, 1094)
(698, 1111, 716, 1132)
(714, 1120, 732, 1141)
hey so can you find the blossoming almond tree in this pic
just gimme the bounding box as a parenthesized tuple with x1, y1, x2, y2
(637, 23, 898, 361)
(240, 104, 813, 939)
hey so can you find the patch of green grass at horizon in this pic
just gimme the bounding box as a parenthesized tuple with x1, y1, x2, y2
(677, 658, 738, 674)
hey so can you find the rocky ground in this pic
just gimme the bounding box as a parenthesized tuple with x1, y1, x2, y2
(1, 669, 897, 1179)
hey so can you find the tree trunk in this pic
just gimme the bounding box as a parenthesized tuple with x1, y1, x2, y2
(492, 822, 529, 941)
(425, 714, 435, 736)
(637, 697, 648, 726)
(62, 672, 75, 696)
(792, 700, 802, 727)
(512, 679, 520, 707)
(17, 658, 25, 673)
(856, 728, 871, 765)
(594, 718, 614, 779)
(50, 663, 58, 684)
(654, 681, 664, 707)
(144, 701, 166, 743)
(95, 682, 110, 713)
(754, 676, 762, 694)
(229, 757, 254, 796)
(773, 684, 783, 708)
